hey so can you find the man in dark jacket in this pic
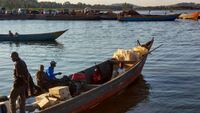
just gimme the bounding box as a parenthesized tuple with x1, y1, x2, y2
(9, 52, 29, 113)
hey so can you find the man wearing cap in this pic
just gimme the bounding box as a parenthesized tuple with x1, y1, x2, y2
(46, 61, 62, 80)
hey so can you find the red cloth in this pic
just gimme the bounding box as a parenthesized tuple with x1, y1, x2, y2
(72, 73, 86, 81)
(92, 71, 101, 83)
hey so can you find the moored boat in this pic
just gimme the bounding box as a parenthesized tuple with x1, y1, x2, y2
(0, 29, 68, 41)
(33, 38, 154, 113)
(179, 12, 200, 20)
(118, 14, 178, 21)
(199, 13, 200, 19)
(117, 10, 178, 21)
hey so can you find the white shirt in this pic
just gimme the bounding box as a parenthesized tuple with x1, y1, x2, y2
(117, 68, 125, 74)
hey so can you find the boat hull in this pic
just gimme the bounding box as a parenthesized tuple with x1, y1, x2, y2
(118, 14, 178, 21)
(179, 12, 199, 20)
(38, 39, 154, 113)
(0, 30, 67, 41)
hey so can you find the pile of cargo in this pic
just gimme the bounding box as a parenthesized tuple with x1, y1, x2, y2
(112, 45, 148, 62)
(35, 86, 72, 109)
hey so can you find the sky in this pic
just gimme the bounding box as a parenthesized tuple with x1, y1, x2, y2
(37, 0, 200, 6)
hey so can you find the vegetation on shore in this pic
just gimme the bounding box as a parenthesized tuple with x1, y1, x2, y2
(0, 0, 200, 10)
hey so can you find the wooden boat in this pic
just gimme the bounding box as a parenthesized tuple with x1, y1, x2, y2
(199, 13, 200, 19)
(0, 29, 68, 41)
(36, 38, 154, 113)
(179, 12, 200, 20)
(83, 75, 150, 113)
(118, 14, 178, 21)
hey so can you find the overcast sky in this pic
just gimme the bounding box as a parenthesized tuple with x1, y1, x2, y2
(38, 0, 200, 6)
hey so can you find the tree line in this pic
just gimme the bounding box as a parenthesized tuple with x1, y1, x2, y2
(0, 0, 134, 10)
(0, 0, 38, 9)
(0, 0, 200, 10)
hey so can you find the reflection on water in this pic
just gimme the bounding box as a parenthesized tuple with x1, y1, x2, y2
(0, 18, 200, 113)
(82, 75, 150, 113)
(0, 41, 64, 48)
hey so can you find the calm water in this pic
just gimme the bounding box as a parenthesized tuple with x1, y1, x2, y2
(0, 18, 200, 113)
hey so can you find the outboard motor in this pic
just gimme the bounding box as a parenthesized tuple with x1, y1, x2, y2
(0, 96, 10, 113)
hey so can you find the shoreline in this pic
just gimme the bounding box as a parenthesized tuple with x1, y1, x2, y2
(0, 14, 118, 20)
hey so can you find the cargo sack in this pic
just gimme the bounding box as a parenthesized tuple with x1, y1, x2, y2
(112, 49, 126, 61)
(132, 46, 148, 58)
(124, 49, 139, 61)
(112, 49, 139, 63)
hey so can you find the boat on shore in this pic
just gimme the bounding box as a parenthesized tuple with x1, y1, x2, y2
(33, 38, 154, 113)
(0, 29, 68, 41)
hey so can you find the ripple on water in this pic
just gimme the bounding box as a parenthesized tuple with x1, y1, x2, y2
(0, 19, 200, 113)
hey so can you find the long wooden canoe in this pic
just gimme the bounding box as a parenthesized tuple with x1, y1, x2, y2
(36, 38, 154, 113)
(118, 14, 178, 21)
(0, 29, 68, 41)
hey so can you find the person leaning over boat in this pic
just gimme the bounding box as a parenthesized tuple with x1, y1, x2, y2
(35, 65, 50, 92)
(46, 61, 62, 81)
(45, 61, 78, 95)
(9, 52, 29, 113)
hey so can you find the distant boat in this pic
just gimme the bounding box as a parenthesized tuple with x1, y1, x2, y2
(118, 14, 179, 21)
(117, 10, 178, 21)
(199, 13, 200, 19)
(0, 29, 68, 41)
(179, 12, 200, 20)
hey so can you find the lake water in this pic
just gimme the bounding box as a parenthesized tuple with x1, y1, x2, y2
(0, 18, 200, 113)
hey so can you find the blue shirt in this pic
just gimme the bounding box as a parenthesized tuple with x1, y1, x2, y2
(46, 66, 56, 80)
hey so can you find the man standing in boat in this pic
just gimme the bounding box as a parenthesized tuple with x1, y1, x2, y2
(9, 52, 29, 113)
